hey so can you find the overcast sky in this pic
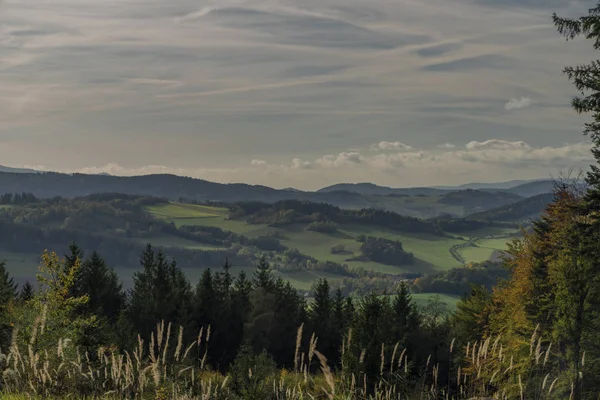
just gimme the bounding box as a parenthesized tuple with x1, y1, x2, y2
(0, 0, 597, 189)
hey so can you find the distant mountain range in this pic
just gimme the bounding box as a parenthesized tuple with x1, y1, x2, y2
(318, 180, 554, 198)
(0, 165, 40, 174)
(0, 167, 557, 218)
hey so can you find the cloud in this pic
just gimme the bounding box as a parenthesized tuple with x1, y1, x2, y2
(504, 96, 533, 110)
(466, 139, 530, 151)
(414, 43, 463, 58)
(422, 55, 515, 72)
(316, 152, 364, 168)
(0, 0, 590, 187)
(438, 143, 456, 149)
(291, 158, 312, 169)
(373, 141, 413, 151)
(23, 138, 591, 190)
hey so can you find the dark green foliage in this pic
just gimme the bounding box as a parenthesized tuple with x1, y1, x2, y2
(308, 279, 335, 363)
(0, 261, 16, 349)
(236, 200, 441, 234)
(412, 261, 509, 296)
(78, 251, 125, 321)
(356, 236, 415, 266)
(451, 285, 492, 345)
(128, 244, 193, 339)
(229, 344, 277, 400)
(18, 281, 33, 303)
(307, 221, 338, 233)
(438, 189, 523, 211)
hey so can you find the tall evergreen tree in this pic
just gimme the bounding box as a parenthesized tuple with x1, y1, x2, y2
(392, 282, 420, 348)
(128, 244, 192, 338)
(18, 281, 34, 303)
(0, 261, 16, 349)
(309, 279, 334, 364)
(79, 251, 125, 321)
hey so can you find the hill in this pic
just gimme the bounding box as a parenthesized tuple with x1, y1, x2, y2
(0, 194, 517, 296)
(317, 183, 446, 196)
(468, 192, 554, 222)
(438, 189, 523, 213)
(0, 165, 40, 174)
(499, 180, 554, 197)
(0, 171, 546, 220)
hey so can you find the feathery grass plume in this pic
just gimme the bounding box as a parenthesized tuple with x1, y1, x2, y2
(161, 322, 172, 365)
(530, 324, 539, 356)
(294, 324, 304, 372)
(398, 348, 406, 370)
(449, 338, 455, 354)
(535, 337, 542, 365)
(543, 342, 552, 366)
(359, 349, 366, 364)
(426, 354, 431, 371)
(380, 343, 385, 376)
(39, 304, 47, 335)
(570, 381, 575, 400)
(390, 342, 399, 374)
(197, 327, 204, 347)
(542, 373, 550, 391)
(315, 350, 335, 399)
(157, 320, 165, 349)
(518, 374, 523, 400)
(149, 332, 156, 363)
(548, 377, 559, 394)
(175, 326, 184, 362)
(581, 351, 586, 367)
(308, 333, 317, 368)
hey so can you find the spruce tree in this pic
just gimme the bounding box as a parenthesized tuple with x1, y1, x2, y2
(0, 261, 16, 349)
(309, 279, 334, 363)
(18, 281, 34, 303)
(392, 282, 420, 348)
(79, 251, 125, 321)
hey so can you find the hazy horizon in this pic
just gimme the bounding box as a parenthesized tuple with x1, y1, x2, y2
(1, 0, 596, 190)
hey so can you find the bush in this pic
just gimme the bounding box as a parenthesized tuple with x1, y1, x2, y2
(307, 221, 338, 234)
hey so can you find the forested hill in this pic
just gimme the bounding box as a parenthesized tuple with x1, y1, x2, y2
(0, 171, 552, 220)
(467, 192, 554, 222)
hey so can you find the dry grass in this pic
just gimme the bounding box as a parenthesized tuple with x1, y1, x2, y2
(0, 319, 592, 399)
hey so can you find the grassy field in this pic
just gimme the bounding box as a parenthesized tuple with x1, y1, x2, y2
(144, 203, 516, 274)
(458, 237, 512, 264)
(0, 202, 513, 300)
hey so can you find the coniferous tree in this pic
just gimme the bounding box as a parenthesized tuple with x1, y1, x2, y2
(128, 244, 192, 338)
(18, 281, 34, 303)
(79, 251, 125, 321)
(392, 282, 420, 349)
(0, 261, 16, 349)
(309, 279, 334, 364)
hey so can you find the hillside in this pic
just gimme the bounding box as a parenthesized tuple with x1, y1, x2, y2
(468, 192, 554, 222)
(438, 189, 523, 212)
(0, 194, 517, 295)
(317, 183, 446, 196)
(0, 171, 549, 222)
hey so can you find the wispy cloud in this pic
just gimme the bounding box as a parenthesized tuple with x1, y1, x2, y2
(504, 96, 533, 110)
(0, 0, 591, 186)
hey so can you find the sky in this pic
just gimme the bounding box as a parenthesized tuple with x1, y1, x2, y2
(0, 0, 597, 190)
